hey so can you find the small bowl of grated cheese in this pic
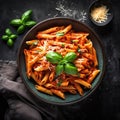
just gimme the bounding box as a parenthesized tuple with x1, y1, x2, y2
(89, 0, 113, 26)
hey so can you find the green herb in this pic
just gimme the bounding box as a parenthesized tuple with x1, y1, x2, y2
(1, 28, 17, 47)
(2, 35, 9, 41)
(59, 59, 68, 65)
(10, 9, 36, 34)
(72, 40, 79, 43)
(61, 43, 65, 48)
(46, 52, 63, 64)
(46, 51, 78, 76)
(57, 79, 63, 86)
(64, 63, 78, 75)
(5, 28, 12, 35)
(56, 32, 64, 36)
(56, 64, 64, 76)
(63, 52, 77, 62)
(77, 48, 81, 53)
(25, 21, 36, 27)
(10, 19, 22, 26)
(7, 39, 14, 47)
(21, 10, 32, 22)
(17, 25, 25, 34)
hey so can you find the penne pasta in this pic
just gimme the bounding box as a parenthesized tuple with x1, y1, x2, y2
(40, 72, 50, 85)
(74, 83, 84, 96)
(24, 24, 100, 99)
(49, 71, 55, 82)
(51, 89, 65, 99)
(75, 79, 92, 89)
(35, 85, 53, 95)
(87, 69, 100, 83)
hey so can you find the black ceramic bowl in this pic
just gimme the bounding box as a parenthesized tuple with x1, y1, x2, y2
(88, 0, 113, 26)
(17, 17, 105, 105)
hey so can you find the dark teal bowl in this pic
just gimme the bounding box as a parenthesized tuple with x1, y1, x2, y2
(17, 17, 105, 105)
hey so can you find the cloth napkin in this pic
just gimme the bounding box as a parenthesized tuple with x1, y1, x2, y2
(0, 60, 67, 120)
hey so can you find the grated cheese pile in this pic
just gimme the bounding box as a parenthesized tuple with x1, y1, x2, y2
(91, 5, 109, 23)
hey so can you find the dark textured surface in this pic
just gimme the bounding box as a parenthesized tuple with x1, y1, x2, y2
(0, 0, 120, 120)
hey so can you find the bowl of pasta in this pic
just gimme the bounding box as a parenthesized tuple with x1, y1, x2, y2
(17, 17, 105, 105)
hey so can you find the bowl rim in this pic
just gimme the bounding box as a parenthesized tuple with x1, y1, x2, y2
(88, 0, 113, 26)
(17, 17, 106, 106)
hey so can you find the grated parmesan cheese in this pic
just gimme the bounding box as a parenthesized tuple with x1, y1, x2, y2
(91, 5, 109, 23)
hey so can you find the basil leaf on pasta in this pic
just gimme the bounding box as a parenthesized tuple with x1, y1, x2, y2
(46, 52, 63, 64)
(63, 52, 77, 62)
(64, 63, 78, 75)
(56, 64, 64, 76)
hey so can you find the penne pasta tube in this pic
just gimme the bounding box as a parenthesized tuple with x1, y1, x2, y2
(29, 52, 45, 66)
(48, 40, 78, 50)
(74, 83, 84, 96)
(40, 72, 50, 85)
(49, 71, 55, 82)
(39, 26, 61, 34)
(36, 33, 56, 39)
(51, 89, 65, 99)
(61, 24, 72, 34)
(82, 53, 93, 61)
(24, 49, 32, 78)
(26, 40, 39, 45)
(31, 71, 42, 85)
(59, 85, 76, 90)
(75, 79, 92, 89)
(61, 81, 69, 87)
(87, 69, 100, 83)
(44, 83, 54, 89)
(68, 89, 77, 94)
(92, 47, 98, 66)
(35, 85, 53, 95)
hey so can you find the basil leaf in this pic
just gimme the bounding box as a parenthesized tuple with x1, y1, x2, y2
(77, 48, 81, 53)
(46, 52, 63, 64)
(59, 59, 68, 65)
(5, 28, 12, 36)
(10, 19, 22, 26)
(21, 10, 32, 22)
(64, 63, 78, 75)
(57, 79, 63, 86)
(2, 35, 9, 41)
(17, 25, 25, 34)
(7, 39, 14, 47)
(63, 52, 77, 62)
(56, 64, 64, 76)
(9, 34, 17, 40)
(25, 21, 36, 27)
(56, 32, 64, 36)
(72, 40, 79, 43)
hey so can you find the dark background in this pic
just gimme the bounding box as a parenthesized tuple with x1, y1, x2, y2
(0, 0, 120, 120)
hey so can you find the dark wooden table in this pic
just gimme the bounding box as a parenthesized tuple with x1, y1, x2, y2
(0, 0, 120, 120)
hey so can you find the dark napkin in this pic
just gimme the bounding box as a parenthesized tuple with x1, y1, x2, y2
(0, 60, 66, 120)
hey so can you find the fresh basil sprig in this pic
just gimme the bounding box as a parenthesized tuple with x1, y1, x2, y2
(10, 10, 36, 34)
(46, 51, 78, 76)
(2, 28, 17, 47)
